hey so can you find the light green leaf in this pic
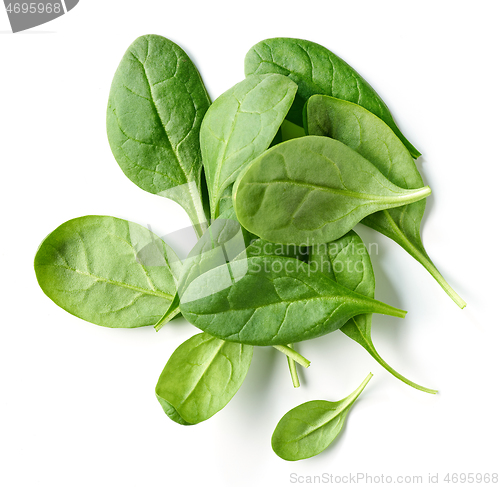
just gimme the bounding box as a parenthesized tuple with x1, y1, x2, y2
(155, 333, 253, 424)
(272, 373, 372, 460)
(200, 74, 297, 219)
(233, 136, 431, 245)
(35, 216, 179, 328)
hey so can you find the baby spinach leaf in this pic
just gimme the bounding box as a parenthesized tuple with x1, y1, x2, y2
(107, 35, 211, 237)
(272, 373, 373, 460)
(244, 37, 420, 158)
(200, 74, 297, 219)
(34, 216, 179, 328)
(179, 246, 407, 346)
(233, 136, 431, 246)
(309, 231, 436, 394)
(305, 95, 465, 308)
(155, 332, 253, 425)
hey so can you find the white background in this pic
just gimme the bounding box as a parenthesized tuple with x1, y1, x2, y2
(1, 1, 499, 486)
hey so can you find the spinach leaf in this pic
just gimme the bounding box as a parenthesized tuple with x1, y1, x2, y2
(305, 95, 465, 308)
(107, 35, 211, 237)
(34, 216, 180, 328)
(200, 74, 297, 219)
(156, 332, 253, 425)
(309, 231, 437, 394)
(272, 373, 373, 460)
(244, 37, 420, 158)
(233, 136, 431, 245)
(178, 243, 407, 346)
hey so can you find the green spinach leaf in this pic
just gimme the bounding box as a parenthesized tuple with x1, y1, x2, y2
(244, 37, 420, 158)
(309, 231, 436, 394)
(233, 136, 431, 245)
(200, 74, 297, 219)
(305, 95, 465, 308)
(107, 35, 211, 237)
(34, 216, 179, 328)
(272, 373, 372, 460)
(155, 332, 253, 424)
(179, 250, 406, 346)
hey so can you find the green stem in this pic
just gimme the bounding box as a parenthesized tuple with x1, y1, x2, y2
(379, 209, 466, 309)
(413, 247, 466, 309)
(286, 344, 301, 388)
(372, 350, 437, 394)
(346, 373, 373, 403)
(398, 186, 432, 205)
(273, 344, 311, 368)
(360, 335, 437, 394)
(370, 299, 407, 320)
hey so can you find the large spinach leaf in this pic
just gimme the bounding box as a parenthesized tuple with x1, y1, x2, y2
(200, 74, 297, 219)
(309, 231, 436, 394)
(107, 35, 211, 237)
(178, 249, 406, 346)
(244, 37, 420, 158)
(233, 136, 431, 245)
(305, 95, 465, 308)
(156, 332, 253, 425)
(34, 216, 179, 328)
(272, 373, 372, 460)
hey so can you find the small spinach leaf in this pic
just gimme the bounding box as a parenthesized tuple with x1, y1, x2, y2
(34, 216, 179, 328)
(155, 332, 253, 425)
(200, 74, 297, 219)
(305, 95, 465, 308)
(244, 37, 420, 158)
(233, 136, 431, 245)
(107, 35, 211, 237)
(272, 373, 373, 460)
(309, 231, 436, 394)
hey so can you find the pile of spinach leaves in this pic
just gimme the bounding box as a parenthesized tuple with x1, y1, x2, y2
(34, 35, 465, 462)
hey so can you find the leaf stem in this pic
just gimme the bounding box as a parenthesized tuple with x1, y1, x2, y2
(274, 344, 311, 368)
(374, 209, 466, 309)
(415, 251, 466, 309)
(400, 186, 432, 205)
(285, 344, 301, 388)
(347, 372, 373, 403)
(360, 335, 438, 394)
(370, 300, 407, 319)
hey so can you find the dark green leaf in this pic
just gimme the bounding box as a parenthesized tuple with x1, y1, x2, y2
(305, 95, 465, 308)
(309, 231, 436, 394)
(245, 37, 420, 158)
(107, 35, 211, 236)
(178, 224, 406, 346)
